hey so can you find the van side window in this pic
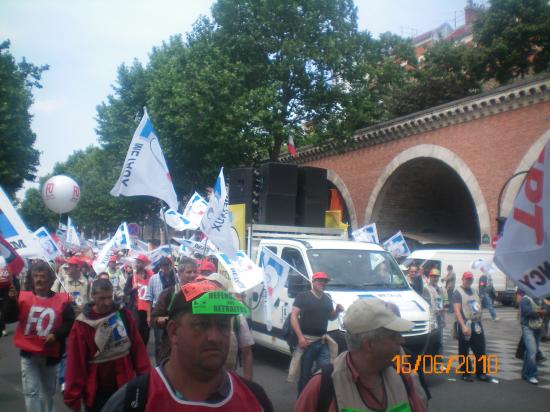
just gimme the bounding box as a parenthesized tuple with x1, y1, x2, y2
(281, 247, 310, 298)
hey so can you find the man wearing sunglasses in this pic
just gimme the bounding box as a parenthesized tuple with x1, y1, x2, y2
(291, 272, 344, 394)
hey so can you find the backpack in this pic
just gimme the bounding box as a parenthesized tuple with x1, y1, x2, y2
(123, 371, 273, 412)
(281, 313, 297, 353)
(316, 360, 427, 412)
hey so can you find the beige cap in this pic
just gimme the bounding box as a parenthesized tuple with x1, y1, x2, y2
(343, 298, 415, 334)
(206, 272, 232, 291)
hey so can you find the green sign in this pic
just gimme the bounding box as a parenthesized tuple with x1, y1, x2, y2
(192, 291, 250, 316)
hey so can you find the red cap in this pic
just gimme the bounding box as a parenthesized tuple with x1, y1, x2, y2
(136, 254, 150, 264)
(312, 272, 330, 281)
(66, 256, 81, 266)
(198, 260, 216, 274)
(462, 271, 474, 279)
(108, 255, 117, 263)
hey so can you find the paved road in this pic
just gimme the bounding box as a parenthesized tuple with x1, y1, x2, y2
(1, 305, 549, 411)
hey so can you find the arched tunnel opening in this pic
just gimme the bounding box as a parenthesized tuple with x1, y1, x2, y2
(371, 157, 481, 250)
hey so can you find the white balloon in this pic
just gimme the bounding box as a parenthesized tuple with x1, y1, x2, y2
(41, 175, 81, 214)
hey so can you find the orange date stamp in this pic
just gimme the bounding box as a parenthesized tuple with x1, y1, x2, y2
(392, 354, 499, 375)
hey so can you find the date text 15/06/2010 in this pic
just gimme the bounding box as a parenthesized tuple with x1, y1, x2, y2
(392, 354, 499, 375)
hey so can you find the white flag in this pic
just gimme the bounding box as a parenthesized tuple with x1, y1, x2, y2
(161, 207, 190, 232)
(110, 109, 178, 210)
(173, 237, 218, 257)
(182, 192, 208, 228)
(65, 217, 81, 248)
(93, 222, 131, 273)
(259, 247, 291, 331)
(0, 186, 42, 258)
(161, 193, 208, 232)
(113, 222, 132, 250)
(494, 143, 550, 298)
(33, 227, 61, 262)
(383, 231, 410, 258)
(200, 168, 237, 258)
(216, 250, 263, 293)
(352, 223, 379, 243)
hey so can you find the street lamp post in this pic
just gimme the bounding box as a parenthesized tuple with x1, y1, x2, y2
(496, 170, 529, 236)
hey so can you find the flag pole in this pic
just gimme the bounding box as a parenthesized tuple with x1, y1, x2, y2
(160, 201, 174, 262)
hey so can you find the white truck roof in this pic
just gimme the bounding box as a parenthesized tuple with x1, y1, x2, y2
(260, 238, 385, 251)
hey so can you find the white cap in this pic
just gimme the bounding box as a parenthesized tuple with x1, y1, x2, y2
(343, 298, 414, 334)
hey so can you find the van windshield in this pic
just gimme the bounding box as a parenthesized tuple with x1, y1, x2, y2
(306, 249, 409, 290)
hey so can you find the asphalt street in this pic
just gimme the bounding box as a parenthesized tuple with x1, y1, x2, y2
(1, 305, 549, 411)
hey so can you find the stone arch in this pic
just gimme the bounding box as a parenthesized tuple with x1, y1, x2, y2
(500, 128, 550, 217)
(364, 144, 491, 247)
(326, 169, 358, 229)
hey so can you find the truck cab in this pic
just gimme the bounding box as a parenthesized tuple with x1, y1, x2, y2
(244, 228, 431, 355)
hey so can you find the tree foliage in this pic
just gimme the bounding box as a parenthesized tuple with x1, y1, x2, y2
(388, 42, 483, 116)
(474, 0, 550, 83)
(0, 40, 48, 196)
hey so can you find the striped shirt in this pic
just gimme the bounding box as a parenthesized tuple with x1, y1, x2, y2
(145, 271, 176, 307)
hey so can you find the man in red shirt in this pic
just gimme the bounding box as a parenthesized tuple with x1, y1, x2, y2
(64, 278, 150, 411)
(124, 254, 153, 345)
(101, 279, 272, 411)
(7, 260, 74, 412)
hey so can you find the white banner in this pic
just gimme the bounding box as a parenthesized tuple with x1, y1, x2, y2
(383, 231, 411, 258)
(352, 223, 379, 243)
(495, 142, 550, 298)
(200, 168, 237, 258)
(216, 250, 263, 293)
(182, 192, 208, 228)
(0, 186, 42, 258)
(147, 244, 172, 269)
(65, 217, 81, 248)
(173, 237, 218, 257)
(161, 207, 192, 232)
(93, 222, 132, 273)
(110, 109, 178, 210)
(258, 247, 291, 331)
(33, 227, 61, 262)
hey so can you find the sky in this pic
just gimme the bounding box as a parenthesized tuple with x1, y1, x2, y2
(1, 0, 473, 199)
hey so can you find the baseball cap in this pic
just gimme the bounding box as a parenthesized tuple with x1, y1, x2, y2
(312, 272, 330, 281)
(343, 298, 414, 334)
(136, 254, 150, 264)
(429, 268, 440, 276)
(198, 260, 216, 274)
(207, 273, 231, 291)
(66, 256, 81, 266)
(462, 271, 474, 279)
(167, 279, 248, 318)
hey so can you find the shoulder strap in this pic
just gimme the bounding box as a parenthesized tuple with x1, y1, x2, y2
(241, 377, 274, 412)
(317, 363, 335, 412)
(124, 373, 150, 412)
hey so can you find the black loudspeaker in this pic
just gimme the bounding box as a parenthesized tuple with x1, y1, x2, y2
(258, 193, 296, 225)
(296, 167, 328, 227)
(228, 168, 254, 223)
(260, 163, 298, 195)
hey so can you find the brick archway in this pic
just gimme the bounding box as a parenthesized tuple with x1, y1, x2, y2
(500, 128, 550, 217)
(326, 169, 358, 229)
(364, 144, 492, 246)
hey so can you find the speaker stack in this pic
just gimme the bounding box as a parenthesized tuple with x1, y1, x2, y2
(228, 163, 328, 227)
(296, 166, 328, 227)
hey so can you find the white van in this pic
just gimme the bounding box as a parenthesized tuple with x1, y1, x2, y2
(402, 249, 516, 305)
(244, 231, 431, 355)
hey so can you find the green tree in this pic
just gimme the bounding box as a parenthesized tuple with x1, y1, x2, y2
(18, 185, 58, 231)
(388, 42, 482, 116)
(0, 40, 48, 196)
(209, 0, 384, 159)
(474, 0, 550, 84)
